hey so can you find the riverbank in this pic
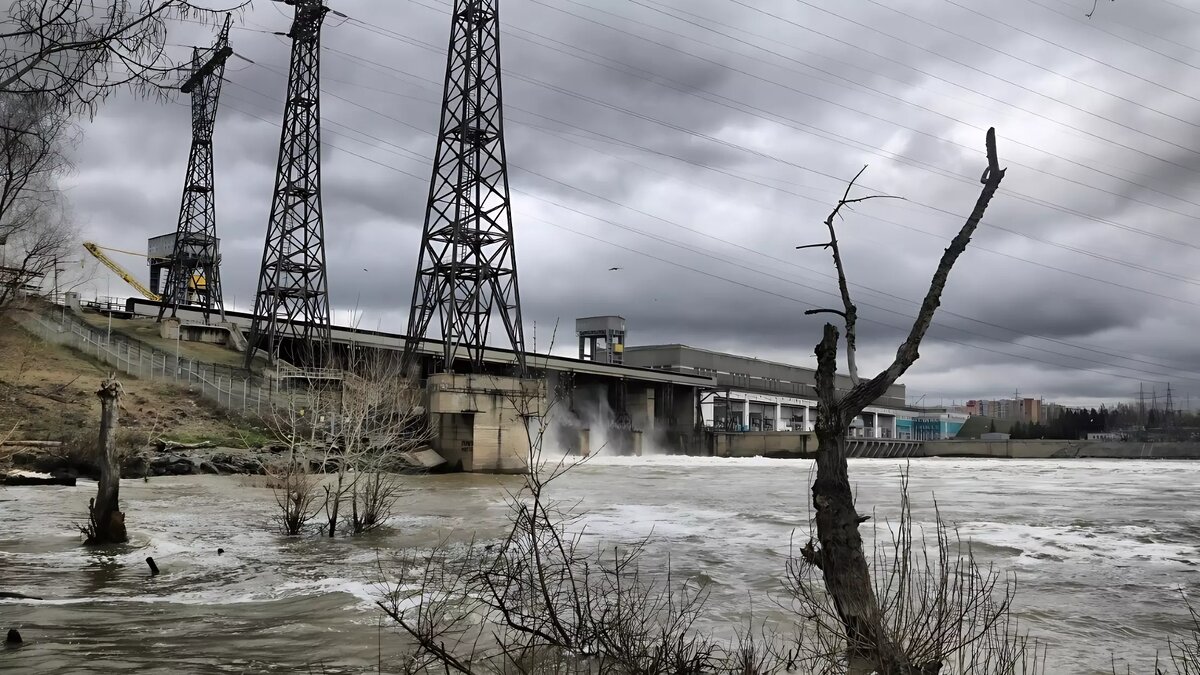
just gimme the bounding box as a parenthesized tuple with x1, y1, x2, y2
(0, 314, 269, 452)
(4, 442, 272, 480)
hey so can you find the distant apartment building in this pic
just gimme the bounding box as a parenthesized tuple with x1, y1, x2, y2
(966, 397, 1044, 424)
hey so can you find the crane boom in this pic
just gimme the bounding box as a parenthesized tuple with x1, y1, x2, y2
(83, 242, 161, 302)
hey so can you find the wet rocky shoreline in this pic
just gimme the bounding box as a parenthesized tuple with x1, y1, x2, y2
(7, 444, 273, 481)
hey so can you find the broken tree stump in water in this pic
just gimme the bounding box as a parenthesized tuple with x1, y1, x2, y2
(84, 378, 128, 545)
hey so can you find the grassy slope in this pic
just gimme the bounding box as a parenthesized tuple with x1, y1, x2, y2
(0, 312, 266, 447)
(75, 311, 257, 371)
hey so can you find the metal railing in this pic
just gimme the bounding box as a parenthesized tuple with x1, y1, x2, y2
(17, 310, 306, 417)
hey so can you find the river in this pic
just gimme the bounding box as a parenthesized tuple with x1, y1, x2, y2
(2, 456, 1198, 674)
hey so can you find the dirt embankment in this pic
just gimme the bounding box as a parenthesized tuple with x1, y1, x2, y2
(0, 313, 271, 475)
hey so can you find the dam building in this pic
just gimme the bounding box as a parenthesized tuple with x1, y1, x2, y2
(116, 300, 925, 469)
(620, 343, 911, 439)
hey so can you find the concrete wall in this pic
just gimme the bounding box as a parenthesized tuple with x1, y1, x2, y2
(158, 317, 243, 349)
(628, 386, 654, 433)
(427, 373, 545, 473)
(923, 439, 1200, 459)
(712, 431, 814, 458)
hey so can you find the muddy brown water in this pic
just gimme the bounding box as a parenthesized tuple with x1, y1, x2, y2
(2, 456, 1198, 673)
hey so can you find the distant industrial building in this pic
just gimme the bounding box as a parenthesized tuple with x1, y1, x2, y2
(902, 408, 970, 440)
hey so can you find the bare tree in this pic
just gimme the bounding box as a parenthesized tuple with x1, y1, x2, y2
(0, 92, 75, 309)
(786, 472, 1044, 675)
(377, 370, 1048, 673)
(0, 0, 243, 114)
(0, 206, 75, 309)
(378, 378, 733, 674)
(322, 353, 428, 537)
(262, 352, 428, 537)
(796, 128, 1006, 673)
(0, 94, 70, 228)
(262, 388, 328, 536)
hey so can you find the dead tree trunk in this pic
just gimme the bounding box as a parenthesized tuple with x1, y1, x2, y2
(86, 378, 127, 545)
(811, 325, 908, 673)
(802, 129, 1006, 673)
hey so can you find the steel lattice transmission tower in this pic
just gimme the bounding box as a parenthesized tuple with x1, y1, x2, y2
(157, 15, 233, 324)
(245, 0, 332, 368)
(404, 0, 526, 373)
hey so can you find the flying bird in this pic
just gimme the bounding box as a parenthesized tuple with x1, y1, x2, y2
(608, 266, 622, 271)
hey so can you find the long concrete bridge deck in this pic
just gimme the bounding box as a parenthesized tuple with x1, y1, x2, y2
(126, 298, 711, 386)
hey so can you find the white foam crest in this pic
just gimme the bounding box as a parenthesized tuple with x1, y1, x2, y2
(957, 521, 1196, 564)
(275, 577, 381, 608)
(0, 576, 402, 609)
(582, 454, 812, 468)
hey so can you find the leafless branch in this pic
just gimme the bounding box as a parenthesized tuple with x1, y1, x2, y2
(805, 308, 848, 319)
(802, 164, 902, 386)
(841, 129, 1005, 417)
(0, 0, 247, 115)
(1085, 0, 1112, 18)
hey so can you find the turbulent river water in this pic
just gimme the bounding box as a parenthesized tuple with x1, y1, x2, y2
(2, 456, 1199, 674)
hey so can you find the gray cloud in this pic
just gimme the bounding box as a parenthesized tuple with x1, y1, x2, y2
(54, 0, 1200, 408)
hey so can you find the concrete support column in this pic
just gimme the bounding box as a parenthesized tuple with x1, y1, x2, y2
(628, 386, 655, 433)
(741, 393, 750, 430)
(873, 412, 880, 439)
(774, 402, 782, 431)
(891, 415, 898, 439)
(803, 405, 811, 431)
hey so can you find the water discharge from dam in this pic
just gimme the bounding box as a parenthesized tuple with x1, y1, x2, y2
(2, 457, 1198, 674)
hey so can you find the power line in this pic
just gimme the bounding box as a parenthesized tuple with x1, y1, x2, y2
(920, 0, 1200, 118)
(627, 0, 1200, 220)
(339, 8, 1200, 283)
(790, 0, 1200, 159)
(497, 1, 1200, 259)
(178, 8, 1200, 385)
(1024, 0, 1200, 70)
(219, 74, 1200, 384)
(300, 34, 1200, 309)
(717, 0, 1200, 183)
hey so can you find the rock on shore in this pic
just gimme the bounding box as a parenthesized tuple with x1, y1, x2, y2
(7, 446, 272, 480)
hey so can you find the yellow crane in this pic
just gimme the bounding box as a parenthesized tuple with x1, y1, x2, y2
(83, 241, 209, 303)
(82, 241, 161, 301)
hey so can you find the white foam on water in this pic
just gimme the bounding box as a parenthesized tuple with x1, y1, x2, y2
(0, 575, 396, 610)
(583, 454, 812, 469)
(957, 520, 1197, 565)
(275, 577, 381, 608)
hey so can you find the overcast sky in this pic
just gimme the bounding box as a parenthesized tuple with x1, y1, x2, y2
(57, 0, 1200, 408)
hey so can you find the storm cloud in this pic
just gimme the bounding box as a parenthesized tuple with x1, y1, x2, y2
(59, 0, 1200, 407)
